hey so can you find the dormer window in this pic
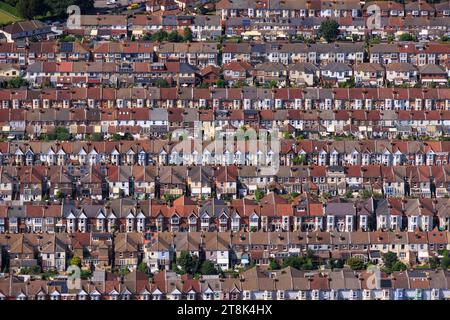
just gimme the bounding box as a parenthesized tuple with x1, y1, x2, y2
(201, 217, 210, 224)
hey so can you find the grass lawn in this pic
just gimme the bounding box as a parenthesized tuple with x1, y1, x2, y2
(0, 1, 22, 25)
(0, 10, 20, 25)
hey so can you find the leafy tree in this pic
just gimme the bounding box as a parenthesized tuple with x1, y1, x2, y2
(41, 269, 58, 280)
(327, 258, 345, 269)
(7, 77, 28, 88)
(429, 255, 441, 269)
(200, 260, 218, 275)
(89, 133, 104, 141)
(346, 257, 366, 270)
(282, 256, 303, 269)
(155, 79, 170, 88)
(54, 127, 71, 141)
(282, 250, 317, 270)
(441, 35, 450, 43)
(70, 256, 82, 267)
(138, 262, 153, 277)
(399, 33, 416, 42)
(232, 80, 248, 88)
(440, 250, 450, 269)
(59, 35, 77, 42)
(20, 265, 41, 275)
(177, 251, 200, 274)
(167, 30, 180, 42)
(264, 80, 278, 89)
(45, 0, 72, 17)
(80, 270, 92, 279)
(75, 0, 94, 13)
(183, 27, 193, 42)
(111, 133, 122, 141)
(17, 0, 39, 19)
(55, 190, 64, 200)
(283, 132, 293, 139)
(361, 189, 372, 199)
(150, 29, 169, 42)
(254, 188, 265, 203)
(318, 20, 340, 43)
(197, 82, 209, 89)
(338, 76, 355, 88)
(215, 79, 226, 88)
(269, 258, 280, 270)
(292, 154, 306, 165)
(164, 194, 180, 205)
(382, 252, 399, 270)
(392, 261, 407, 272)
(43, 0, 93, 18)
(118, 267, 130, 276)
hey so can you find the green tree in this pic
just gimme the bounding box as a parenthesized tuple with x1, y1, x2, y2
(89, 133, 104, 141)
(232, 80, 248, 88)
(55, 190, 64, 200)
(59, 35, 77, 42)
(70, 255, 82, 267)
(292, 154, 306, 165)
(440, 250, 450, 269)
(149, 29, 168, 42)
(20, 265, 41, 275)
(282, 256, 303, 269)
(269, 258, 280, 270)
(80, 269, 92, 279)
(338, 76, 355, 88)
(7, 77, 28, 88)
(282, 252, 316, 270)
(283, 132, 293, 139)
(264, 80, 278, 88)
(392, 261, 407, 272)
(54, 127, 71, 141)
(327, 258, 345, 269)
(382, 252, 399, 270)
(17, 0, 40, 19)
(254, 188, 265, 203)
(155, 79, 170, 88)
(177, 251, 200, 274)
(167, 30, 180, 42)
(346, 257, 366, 270)
(75, 0, 94, 13)
(361, 189, 372, 199)
(183, 27, 193, 42)
(43, 0, 93, 18)
(441, 35, 450, 43)
(399, 33, 416, 42)
(118, 267, 130, 276)
(45, 0, 72, 17)
(345, 190, 354, 199)
(111, 133, 122, 141)
(200, 260, 218, 275)
(138, 262, 153, 277)
(41, 269, 58, 280)
(318, 20, 340, 43)
(215, 79, 226, 88)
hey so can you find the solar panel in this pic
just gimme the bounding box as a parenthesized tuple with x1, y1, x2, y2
(60, 42, 73, 53)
